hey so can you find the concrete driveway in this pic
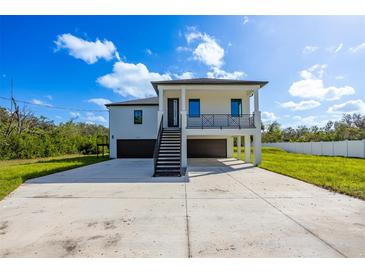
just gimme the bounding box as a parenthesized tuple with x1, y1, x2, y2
(0, 158, 364, 257)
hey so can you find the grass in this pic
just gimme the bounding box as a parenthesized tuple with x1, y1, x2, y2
(235, 147, 365, 200)
(0, 154, 109, 201)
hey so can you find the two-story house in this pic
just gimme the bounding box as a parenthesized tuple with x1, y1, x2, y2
(106, 78, 268, 176)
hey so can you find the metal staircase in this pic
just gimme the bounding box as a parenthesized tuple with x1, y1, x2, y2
(154, 128, 182, 176)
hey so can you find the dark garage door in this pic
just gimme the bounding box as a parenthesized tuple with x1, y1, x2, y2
(117, 139, 156, 158)
(187, 139, 227, 158)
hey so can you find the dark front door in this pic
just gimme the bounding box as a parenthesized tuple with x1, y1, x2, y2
(168, 98, 179, 127)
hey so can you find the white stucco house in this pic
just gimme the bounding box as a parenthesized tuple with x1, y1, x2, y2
(106, 78, 268, 176)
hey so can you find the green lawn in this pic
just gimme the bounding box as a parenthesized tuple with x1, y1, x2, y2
(0, 154, 109, 200)
(235, 147, 365, 200)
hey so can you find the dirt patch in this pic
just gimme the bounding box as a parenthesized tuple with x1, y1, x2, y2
(104, 220, 116, 230)
(199, 188, 229, 193)
(120, 217, 136, 226)
(353, 223, 365, 228)
(87, 221, 98, 228)
(62, 239, 78, 254)
(0, 221, 8, 235)
(104, 233, 121, 248)
(88, 235, 104, 241)
(216, 244, 236, 252)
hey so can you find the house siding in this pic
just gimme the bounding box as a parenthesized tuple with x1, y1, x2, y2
(109, 105, 158, 158)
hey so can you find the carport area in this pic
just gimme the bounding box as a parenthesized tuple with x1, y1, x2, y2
(0, 158, 364, 257)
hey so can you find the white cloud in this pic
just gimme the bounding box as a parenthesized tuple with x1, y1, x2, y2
(261, 111, 277, 122)
(31, 99, 53, 107)
(299, 64, 327, 79)
(145, 48, 153, 56)
(176, 46, 192, 52)
(70, 112, 80, 119)
(85, 112, 107, 124)
(302, 46, 319, 54)
(280, 100, 321, 111)
(326, 43, 343, 54)
(88, 98, 112, 109)
(292, 115, 326, 127)
(243, 16, 249, 25)
(174, 72, 194, 79)
(327, 99, 365, 114)
(45, 95, 53, 100)
(335, 75, 345, 80)
(349, 42, 365, 53)
(289, 64, 355, 101)
(97, 61, 171, 98)
(185, 30, 224, 68)
(54, 33, 119, 64)
(206, 67, 246, 80)
(69, 111, 107, 125)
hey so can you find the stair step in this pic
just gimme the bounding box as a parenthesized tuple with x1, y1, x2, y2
(158, 157, 180, 160)
(156, 165, 180, 169)
(157, 161, 180, 165)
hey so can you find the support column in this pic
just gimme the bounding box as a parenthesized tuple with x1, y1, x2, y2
(181, 86, 187, 168)
(157, 87, 164, 130)
(244, 135, 251, 163)
(227, 137, 234, 158)
(237, 136, 241, 160)
(253, 132, 262, 166)
(253, 88, 262, 166)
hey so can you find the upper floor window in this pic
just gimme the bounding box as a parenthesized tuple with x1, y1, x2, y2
(189, 99, 200, 117)
(134, 110, 143, 124)
(231, 99, 242, 117)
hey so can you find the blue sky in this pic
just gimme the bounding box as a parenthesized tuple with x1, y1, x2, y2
(1, 16, 365, 127)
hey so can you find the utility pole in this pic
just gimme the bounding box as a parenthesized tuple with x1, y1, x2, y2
(10, 77, 14, 112)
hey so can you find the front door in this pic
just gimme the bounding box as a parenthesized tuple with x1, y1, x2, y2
(168, 98, 179, 127)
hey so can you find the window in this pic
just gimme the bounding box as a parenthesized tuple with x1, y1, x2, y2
(231, 99, 242, 117)
(189, 99, 200, 117)
(134, 110, 143, 124)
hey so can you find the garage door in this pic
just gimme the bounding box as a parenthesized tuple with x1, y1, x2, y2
(187, 139, 227, 158)
(117, 139, 156, 158)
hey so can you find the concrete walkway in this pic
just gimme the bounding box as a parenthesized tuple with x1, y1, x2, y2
(0, 158, 364, 257)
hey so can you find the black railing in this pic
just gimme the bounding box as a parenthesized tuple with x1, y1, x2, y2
(187, 114, 255, 129)
(153, 115, 163, 176)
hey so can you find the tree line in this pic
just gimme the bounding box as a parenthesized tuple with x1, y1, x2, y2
(262, 113, 365, 143)
(0, 101, 108, 160)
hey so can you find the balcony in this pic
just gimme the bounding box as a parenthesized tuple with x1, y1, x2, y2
(186, 114, 255, 129)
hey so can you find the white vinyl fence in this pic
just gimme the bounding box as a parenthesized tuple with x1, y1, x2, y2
(264, 140, 365, 158)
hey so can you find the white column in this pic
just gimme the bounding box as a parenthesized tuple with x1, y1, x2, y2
(237, 136, 241, 160)
(227, 137, 234, 158)
(254, 89, 259, 112)
(242, 93, 250, 114)
(253, 132, 262, 165)
(181, 87, 187, 168)
(244, 135, 251, 163)
(157, 87, 164, 130)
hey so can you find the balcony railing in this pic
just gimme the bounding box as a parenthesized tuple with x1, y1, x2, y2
(187, 114, 255, 129)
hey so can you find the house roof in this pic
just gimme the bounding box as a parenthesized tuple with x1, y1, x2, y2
(105, 97, 158, 107)
(151, 78, 268, 93)
(106, 78, 269, 107)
